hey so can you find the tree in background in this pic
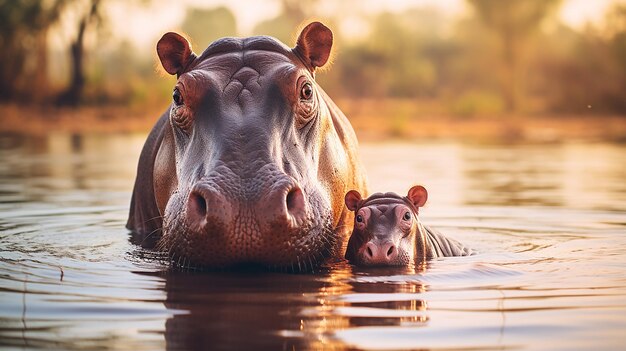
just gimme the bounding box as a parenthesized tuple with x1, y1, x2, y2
(605, 4, 626, 112)
(0, 0, 66, 102)
(334, 10, 443, 98)
(467, 0, 561, 113)
(2, 0, 626, 116)
(253, 0, 317, 44)
(535, 3, 626, 114)
(57, 0, 101, 106)
(181, 6, 237, 50)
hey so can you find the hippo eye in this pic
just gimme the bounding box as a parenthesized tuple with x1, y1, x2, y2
(403, 211, 412, 221)
(300, 82, 313, 100)
(356, 214, 363, 223)
(173, 88, 183, 106)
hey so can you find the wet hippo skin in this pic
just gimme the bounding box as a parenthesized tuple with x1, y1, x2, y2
(344, 186, 472, 266)
(127, 22, 367, 271)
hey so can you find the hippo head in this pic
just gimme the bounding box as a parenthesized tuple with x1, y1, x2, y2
(344, 186, 429, 266)
(146, 22, 364, 271)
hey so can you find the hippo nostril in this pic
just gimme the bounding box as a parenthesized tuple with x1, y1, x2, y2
(257, 181, 307, 229)
(187, 191, 208, 221)
(365, 243, 375, 259)
(386, 245, 396, 258)
(286, 187, 305, 216)
(185, 185, 232, 231)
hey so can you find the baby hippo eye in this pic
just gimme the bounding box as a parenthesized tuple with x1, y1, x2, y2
(402, 211, 412, 221)
(356, 214, 364, 223)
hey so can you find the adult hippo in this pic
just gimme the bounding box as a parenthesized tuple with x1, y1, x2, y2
(127, 22, 367, 271)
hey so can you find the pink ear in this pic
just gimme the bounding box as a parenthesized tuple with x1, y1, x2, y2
(157, 32, 195, 76)
(407, 185, 428, 208)
(344, 190, 362, 211)
(294, 22, 333, 70)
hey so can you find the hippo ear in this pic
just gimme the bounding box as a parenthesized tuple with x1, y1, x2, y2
(407, 185, 428, 208)
(294, 22, 333, 70)
(157, 32, 196, 76)
(344, 190, 362, 212)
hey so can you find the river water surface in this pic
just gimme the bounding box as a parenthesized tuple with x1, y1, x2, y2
(0, 133, 625, 350)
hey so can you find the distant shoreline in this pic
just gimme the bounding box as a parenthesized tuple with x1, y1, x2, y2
(1, 102, 625, 143)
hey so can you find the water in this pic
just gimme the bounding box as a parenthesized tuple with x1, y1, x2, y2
(0, 133, 625, 350)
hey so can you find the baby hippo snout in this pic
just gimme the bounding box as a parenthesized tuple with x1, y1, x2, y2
(363, 240, 398, 264)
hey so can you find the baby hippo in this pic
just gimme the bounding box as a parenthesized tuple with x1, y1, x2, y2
(345, 186, 471, 266)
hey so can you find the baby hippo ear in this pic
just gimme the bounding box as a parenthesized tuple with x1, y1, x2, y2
(294, 21, 333, 71)
(407, 185, 428, 208)
(157, 32, 196, 76)
(344, 190, 362, 211)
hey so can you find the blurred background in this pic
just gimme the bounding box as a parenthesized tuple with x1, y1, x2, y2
(1, 4, 626, 349)
(1, 0, 626, 141)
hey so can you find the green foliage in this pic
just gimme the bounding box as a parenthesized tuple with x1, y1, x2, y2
(469, 0, 561, 31)
(5, 1, 626, 117)
(84, 39, 175, 107)
(331, 8, 447, 99)
(450, 90, 505, 117)
(252, 0, 317, 44)
(388, 103, 413, 138)
(529, 4, 626, 114)
(181, 7, 237, 50)
(467, 0, 562, 112)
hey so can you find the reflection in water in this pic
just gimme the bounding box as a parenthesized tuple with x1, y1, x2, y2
(462, 145, 565, 207)
(160, 270, 337, 350)
(0, 133, 146, 208)
(346, 278, 428, 328)
(157, 264, 430, 350)
(1, 133, 626, 350)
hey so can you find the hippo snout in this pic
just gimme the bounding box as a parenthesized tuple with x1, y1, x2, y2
(155, 155, 340, 270)
(363, 240, 398, 264)
(185, 176, 307, 234)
